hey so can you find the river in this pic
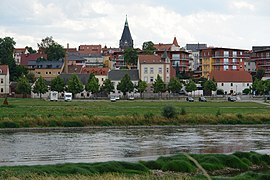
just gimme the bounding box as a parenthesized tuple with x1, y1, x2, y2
(0, 125, 269, 166)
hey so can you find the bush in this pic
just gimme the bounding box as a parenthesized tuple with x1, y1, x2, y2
(0, 121, 19, 128)
(242, 88, 251, 95)
(162, 105, 177, 119)
(140, 160, 162, 170)
(144, 113, 154, 120)
(180, 107, 187, 115)
(62, 121, 84, 127)
(217, 89, 224, 95)
(225, 155, 249, 170)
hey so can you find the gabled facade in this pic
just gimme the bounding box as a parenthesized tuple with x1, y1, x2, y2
(137, 54, 170, 84)
(81, 67, 110, 85)
(119, 16, 133, 49)
(210, 71, 252, 95)
(201, 48, 248, 78)
(0, 65, 9, 95)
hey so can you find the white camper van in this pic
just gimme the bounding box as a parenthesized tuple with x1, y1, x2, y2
(64, 92, 72, 101)
(49, 91, 58, 101)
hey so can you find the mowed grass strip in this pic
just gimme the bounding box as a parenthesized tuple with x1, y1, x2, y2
(0, 98, 269, 118)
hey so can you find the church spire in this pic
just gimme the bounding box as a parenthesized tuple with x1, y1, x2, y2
(119, 15, 133, 49)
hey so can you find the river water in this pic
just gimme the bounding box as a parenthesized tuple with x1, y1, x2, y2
(0, 125, 269, 166)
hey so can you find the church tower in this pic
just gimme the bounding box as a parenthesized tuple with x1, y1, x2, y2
(119, 15, 133, 49)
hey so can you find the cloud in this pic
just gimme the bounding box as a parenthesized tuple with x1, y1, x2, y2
(231, 1, 255, 11)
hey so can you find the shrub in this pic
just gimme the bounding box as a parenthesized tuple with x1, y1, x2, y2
(180, 107, 187, 115)
(140, 160, 162, 170)
(144, 113, 154, 120)
(0, 121, 19, 128)
(217, 89, 224, 95)
(161, 160, 196, 173)
(225, 155, 249, 170)
(242, 88, 251, 95)
(162, 105, 177, 119)
(62, 121, 84, 127)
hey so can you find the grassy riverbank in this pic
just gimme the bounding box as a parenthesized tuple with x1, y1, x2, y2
(0, 98, 270, 128)
(0, 152, 269, 180)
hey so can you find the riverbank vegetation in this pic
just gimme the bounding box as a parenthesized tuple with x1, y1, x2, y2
(0, 152, 269, 179)
(0, 98, 270, 128)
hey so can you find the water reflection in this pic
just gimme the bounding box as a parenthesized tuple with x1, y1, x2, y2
(0, 125, 269, 166)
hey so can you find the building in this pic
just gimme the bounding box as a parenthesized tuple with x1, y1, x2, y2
(0, 65, 9, 95)
(28, 60, 64, 80)
(20, 53, 47, 66)
(81, 67, 110, 85)
(251, 48, 270, 79)
(210, 71, 252, 95)
(137, 54, 170, 84)
(82, 54, 104, 67)
(14, 48, 26, 65)
(186, 43, 207, 72)
(119, 16, 133, 49)
(78, 45, 102, 55)
(200, 47, 248, 78)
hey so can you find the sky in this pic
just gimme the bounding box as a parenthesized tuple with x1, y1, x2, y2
(0, 0, 269, 50)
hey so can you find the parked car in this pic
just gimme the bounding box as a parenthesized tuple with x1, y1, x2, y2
(228, 96, 237, 102)
(110, 96, 116, 102)
(199, 96, 207, 102)
(186, 96, 194, 102)
(128, 96, 134, 100)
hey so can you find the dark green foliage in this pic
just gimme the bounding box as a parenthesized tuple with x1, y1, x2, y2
(33, 76, 48, 99)
(50, 76, 65, 92)
(66, 74, 84, 97)
(162, 160, 196, 173)
(162, 105, 177, 118)
(200, 162, 224, 171)
(153, 75, 166, 94)
(137, 79, 147, 98)
(242, 88, 251, 95)
(124, 48, 138, 66)
(117, 74, 134, 96)
(217, 89, 224, 95)
(144, 112, 154, 120)
(85, 75, 99, 96)
(62, 121, 84, 127)
(142, 41, 156, 54)
(0, 121, 19, 128)
(100, 79, 114, 95)
(180, 107, 187, 115)
(216, 109, 221, 116)
(168, 77, 182, 93)
(140, 160, 162, 170)
(185, 80, 197, 94)
(203, 79, 217, 96)
(224, 155, 249, 170)
(15, 76, 31, 97)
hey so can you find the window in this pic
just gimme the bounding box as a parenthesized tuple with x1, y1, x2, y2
(81, 93, 84, 97)
(224, 58, 229, 64)
(0, 79, 3, 84)
(58, 72, 60, 74)
(240, 58, 242, 62)
(166, 68, 169, 73)
(0, 88, 3, 92)
(158, 67, 162, 74)
(240, 51, 242, 55)
(144, 76, 148, 82)
(233, 58, 237, 63)
(233, 51, 237, 57)
(247, 83, 249, 86)
(232, 66, 237, 70)
(221, 83, 224, 86)
(150, 67, 154, 74)
(102, 78, 104, 81)
(231, 83, 233, 86)
(224, 51, 229, 57)
(144, 67, 148, 74)
(172, 54, 180, 60)
(150, 77, 154, 82)
(224, 65, 228, 70)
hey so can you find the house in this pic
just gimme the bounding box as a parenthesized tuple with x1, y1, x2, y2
(28, 60, 64, 80)
(137, 54, 170, 84)
(78, 45, 102, 55)
(200, 47, 249, 78)
(81, 67, 110, 85)
(0, 65, 9, 95)
(82, 54, 104, 67)
(14, 48, 26, 65)
(108, 69, 139, 97)
(251, 47, 270, 79)
(20, 53, 47, 66)
(210, 71, 252, 95)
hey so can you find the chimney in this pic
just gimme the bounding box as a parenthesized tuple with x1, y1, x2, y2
(64, 43, 69, 74)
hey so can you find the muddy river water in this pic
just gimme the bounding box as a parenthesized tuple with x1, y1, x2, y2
(0, 125, 269, 166)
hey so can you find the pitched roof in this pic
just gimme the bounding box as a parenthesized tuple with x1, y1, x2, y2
(173, 37, 179, 46)
(68, 65, 83, 74)
(138, 55, 163, 64)
(20, 53, 47, 66)
(67, 52, 86, 61)
(0, 65, 9, 75)
(153, 43, 173, 51)
(108, 69, 139, 81)
(210, 71, 252, 82)
(119, 16, 133, 49)
(81, 67, 110, 75)
(28, 60, 63, 69)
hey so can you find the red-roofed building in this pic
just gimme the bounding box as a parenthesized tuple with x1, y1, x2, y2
(0, 65, 9, 95)
(81, 67, 110, 85)
(20, 53, 47, 66)
(78, 45, 102, 55)
(137, 54, 170, 84)
(210, 71, 252, 94)
(14, 48, 26, 65)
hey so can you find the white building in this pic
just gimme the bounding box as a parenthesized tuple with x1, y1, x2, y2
(210, 71, 252, 95)
(0, 65, 9, 95)
(137, 54, 170, 84)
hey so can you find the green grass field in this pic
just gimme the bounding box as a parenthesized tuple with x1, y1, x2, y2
(0, 98, 270, 128)
(0, 98, 269, 117)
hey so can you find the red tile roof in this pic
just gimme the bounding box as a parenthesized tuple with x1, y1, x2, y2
(173, 37, 179, 46)
(20, 53, 47, 66)
(0, 65, 9, 75)
(81, 67, 110, 75)
(210, 71, 252, 82)
(153, 43, 173, 51)
(138, 55, 166, 64)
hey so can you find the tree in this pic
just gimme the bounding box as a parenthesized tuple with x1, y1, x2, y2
(33, 76, 48, 99)
(25, 46, 37, 54)
(66, 74, 84, 98)
(37, 36, 65, 60)
(50, 76, 65, 92)
(203, 80, 217, 96)
(153, 75, 166, 97)
(137, 79, 147, 98)
(256, 68, 265, 80)
(168, 77, 182, 93)
(185, 80, 197, 96)
(26, 72, 36, 83)
(0, 37, 16, 81)
(101, 79, 114, 95)
(16, 76, 31, 98)
(13, 65, 28, 81)
(142, 41, 156, 54)
(117, 74, 134, 97)
(124, 48, 138, 66)
(85, 75, 100, 98)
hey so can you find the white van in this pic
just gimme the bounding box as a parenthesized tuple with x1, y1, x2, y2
(64, 92, 72, 101)
(49, 91, 58, 101)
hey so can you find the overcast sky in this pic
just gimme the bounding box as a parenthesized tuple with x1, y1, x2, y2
(0, 0, 269, 50)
